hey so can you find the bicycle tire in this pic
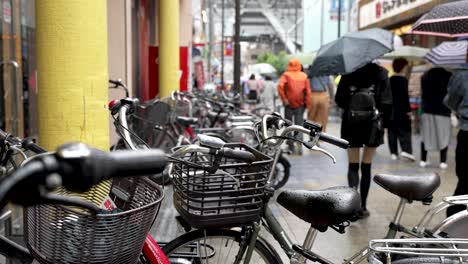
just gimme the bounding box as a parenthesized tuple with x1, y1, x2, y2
(150, 127, 177, 153)
(272, 155, 290, 190)
(162, 229, 282, 264)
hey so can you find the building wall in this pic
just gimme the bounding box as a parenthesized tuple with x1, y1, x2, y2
(303, 0, 355, 52)
(107, 0, 133, 145)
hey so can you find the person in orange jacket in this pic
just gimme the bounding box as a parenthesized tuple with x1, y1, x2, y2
(278, 59, 312, 154)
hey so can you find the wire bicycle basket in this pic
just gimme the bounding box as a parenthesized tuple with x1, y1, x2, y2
(172, 143, 272, 229)
(25, 177, 163, 264)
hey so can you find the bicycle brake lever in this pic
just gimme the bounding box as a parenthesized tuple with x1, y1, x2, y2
(311, 145, 337, 164)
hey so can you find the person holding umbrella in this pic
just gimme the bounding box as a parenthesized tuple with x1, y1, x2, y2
(336, 63, 393, 219)
(310, 28, 394, 219)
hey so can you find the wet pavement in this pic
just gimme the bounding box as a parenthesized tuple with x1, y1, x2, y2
(150, 119, 459, 263)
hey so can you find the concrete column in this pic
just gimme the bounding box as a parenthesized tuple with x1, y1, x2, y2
(159, 0, 180, 98)
(36, 1, 110, 199)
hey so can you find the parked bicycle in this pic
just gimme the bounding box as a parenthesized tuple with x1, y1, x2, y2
(161, 114, 468, 264)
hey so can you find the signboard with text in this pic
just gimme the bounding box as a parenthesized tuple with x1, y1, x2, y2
(359, 0, 432, 29)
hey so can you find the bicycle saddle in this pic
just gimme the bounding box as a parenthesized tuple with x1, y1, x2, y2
(176, 116, 199, 126)
(374, 174, 440, 202)
(208, 111, 229, 121)
(277, 187, 361, 231)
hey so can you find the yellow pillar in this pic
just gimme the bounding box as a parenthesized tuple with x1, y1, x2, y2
(36, 1, 109, 150)
(36, 1, 110, 200)
(159, 0, 180, 98)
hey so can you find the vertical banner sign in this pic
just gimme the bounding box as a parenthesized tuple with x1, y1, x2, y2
(3, 1, 11, 24)
(329, 0, 346, 21)
(225, 41, 233, 56)
(194, 60, 205, 89)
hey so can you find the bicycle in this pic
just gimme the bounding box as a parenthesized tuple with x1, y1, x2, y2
(161, 114, 468, 264)
(0, 129, 171, 264)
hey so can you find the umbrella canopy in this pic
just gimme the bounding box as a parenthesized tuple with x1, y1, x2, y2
(412, 0, 468, 38)
(287, 52, 317, 65)
(309, 28, 394, 76)
(425, 40, 468, 67)
(382, 46, 429, 62)
(248, 63, 277, 75)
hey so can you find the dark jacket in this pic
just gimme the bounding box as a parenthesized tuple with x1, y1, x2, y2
(336, 63, 393, 124)
(444, 68, 468, 131)
(421, 67, 452, 117)
(390, 75, 411, 120)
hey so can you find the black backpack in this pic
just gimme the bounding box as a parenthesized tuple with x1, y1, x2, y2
(347, 85, 377, 123)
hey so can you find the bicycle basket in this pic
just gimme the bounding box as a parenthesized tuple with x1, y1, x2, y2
(172, 143, 272, 229)
(25, 177, 163, 264)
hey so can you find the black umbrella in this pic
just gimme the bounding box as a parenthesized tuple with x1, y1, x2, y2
(412, 0, 468, 38)
(309, 28, 394, 77)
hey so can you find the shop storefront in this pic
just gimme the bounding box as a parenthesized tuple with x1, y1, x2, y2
(358, 0, 456, 48)
(0, 0, 36, 137)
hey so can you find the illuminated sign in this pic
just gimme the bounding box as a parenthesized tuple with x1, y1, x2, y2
(359, 0, 432, 29)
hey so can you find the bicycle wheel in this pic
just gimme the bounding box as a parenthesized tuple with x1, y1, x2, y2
(272, 155, 290, 190)
(150, 127, 177, 153)
(162, 229, 281, 264)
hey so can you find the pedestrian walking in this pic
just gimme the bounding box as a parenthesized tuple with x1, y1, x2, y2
(420, 67, 453, 169)
(246, 74, 262, 102)
(335, 63, 393, 219)
(307, 75, 334, 132)
(387, 58, 415, 161)
(278, 59, 312, 155)
(444, 68, 468, 217)
(260, 75, 277, 112)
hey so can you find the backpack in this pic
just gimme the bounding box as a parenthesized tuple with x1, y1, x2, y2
(347, 85, 377, 123)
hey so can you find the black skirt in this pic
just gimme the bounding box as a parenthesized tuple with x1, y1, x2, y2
(248, 90, 258, 101)
(341, 114, 384, 148)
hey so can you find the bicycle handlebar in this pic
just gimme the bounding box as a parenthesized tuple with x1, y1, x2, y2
(0, 143, 167, 207)
(317, 132, 349, 149)
(56, 144, 166, 190)
(171, 144, 256, 163)
(261, 115, 349, 149)
(109, 79, 130, 98)
(221, 148, 256, 163)
(0, 129, 47, 154)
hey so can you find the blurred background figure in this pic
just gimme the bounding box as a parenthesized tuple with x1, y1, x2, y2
(308, 75, 334, 131)
(246, 74, 262, 103)
(420, 67, 452, 169)
(336, 63, 392, 219)
(260, 75, 278, 112)
(388, 58, 415, 161)
(278, 59, 311, 155)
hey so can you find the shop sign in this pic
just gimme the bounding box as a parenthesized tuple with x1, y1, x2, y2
(359, 0, 432, 29)
(3, 1, 11, 24)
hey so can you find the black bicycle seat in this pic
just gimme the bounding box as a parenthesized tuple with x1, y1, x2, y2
(374, 174, 440, 202)
(208, 111, 229, 121)
(277, 187, 361, 230)
(176, 116, 199, 126)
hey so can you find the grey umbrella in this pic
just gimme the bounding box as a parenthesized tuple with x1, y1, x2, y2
(425, 40, 468, 67)
(309, 28, 394, 77)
